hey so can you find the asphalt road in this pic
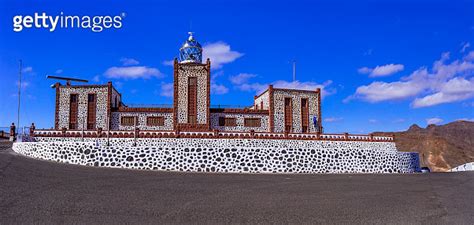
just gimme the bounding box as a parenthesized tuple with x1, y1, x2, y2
(0, 140, 473, 224)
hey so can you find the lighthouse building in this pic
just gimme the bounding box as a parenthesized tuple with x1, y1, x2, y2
(52, 33, 323, 134)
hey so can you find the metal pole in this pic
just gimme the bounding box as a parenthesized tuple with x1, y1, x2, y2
(17, 60, 22, 138)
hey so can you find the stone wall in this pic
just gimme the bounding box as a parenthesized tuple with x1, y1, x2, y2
(13, 138, 420, 174)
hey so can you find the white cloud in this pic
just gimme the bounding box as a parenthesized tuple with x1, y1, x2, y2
(239, 80, 333, 97)
(461, 42, 470, 53)
(55, 69, 63, 74)
(92, 75, 100, 82)
(363, 49, 373, 56)
(22, 66, 33, 73)
(464, 51, 474, 61)
(349, 52, 474, 107)
(120, 57, 140, 66)
(114, 81, 123, 89)
(368, 119, 378, 123)
(462, 101, 474, 107)
(104, 66, 163, 79)
(162, 60, 174, 66)
(357, 67, 372, 74)
(347, 80, 423, 103)
(324, 117, 343, 122)
(273, 80, 331, 92)
(229, 73, 256, 85)
(426, 117, 443, 125)
(393, 118, 406, 123)
(211, 83, 229, 95)
(202, 42, 243, 69)
(412, 77, 474, 108)
(159, 82, 173, 97)
(457, 118, 474, 122)
(162, 42, 242, 69)
(16, 81, 29, 89)
(358, 64, 404, 77)
(236, 82, 269, 94)
(233, 76, 334, 99)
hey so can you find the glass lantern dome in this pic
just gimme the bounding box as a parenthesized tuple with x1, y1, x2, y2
(179, 32, 203, 63)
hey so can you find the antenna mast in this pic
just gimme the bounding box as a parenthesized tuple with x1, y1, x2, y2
(17, 60, 22, 129)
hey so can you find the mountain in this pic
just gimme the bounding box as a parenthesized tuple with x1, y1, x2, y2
(374, 121, 474, 172)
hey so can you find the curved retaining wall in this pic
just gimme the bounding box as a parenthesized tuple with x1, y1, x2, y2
(12, 138, 420, 173)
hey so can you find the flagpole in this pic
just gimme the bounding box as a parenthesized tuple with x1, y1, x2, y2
(17, 60, 22, 136)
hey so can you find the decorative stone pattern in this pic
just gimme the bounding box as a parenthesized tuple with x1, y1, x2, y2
(272, 89, 319, 133)
(176, 64, 208, 124)
(110, 112, 173, 130)
(57, 86, 109, 130)
(13, 138, 420, 174)
(210, 113, 269, 132)
(254, 90, 269, 110)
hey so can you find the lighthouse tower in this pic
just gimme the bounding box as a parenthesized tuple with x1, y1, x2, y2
(173, 32, 211, 131)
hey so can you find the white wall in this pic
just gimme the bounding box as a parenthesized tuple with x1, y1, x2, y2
(14, 138, 420, 174)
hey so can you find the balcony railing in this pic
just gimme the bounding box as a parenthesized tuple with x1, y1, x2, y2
(32, 129, 394, 142)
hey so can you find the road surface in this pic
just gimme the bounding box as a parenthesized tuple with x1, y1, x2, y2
(0, 141, 473, 224)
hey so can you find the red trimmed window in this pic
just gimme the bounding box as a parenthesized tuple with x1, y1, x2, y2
(218, 117, 237, 127)
(121, 116, 136, 126)
(301, 98, 309, 133)
(244, 118, 261, 127)
(147, 116, 165, 126)
(69, 94, 78, 129)
(188, 77, 197, 124)
(87, 94, 96, 130)
(284, 98, 292, 132)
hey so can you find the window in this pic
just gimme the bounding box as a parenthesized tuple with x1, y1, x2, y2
(88, 94, 95, 102)
(302, 126, 308, 133)
(121, 116, 136, 126)
(188, 77, 197, 124)
(87, 94, 96, 130)
(218, 117, 236, 126)
(244, 118, 261, 127)
(147, 116, 165, 126)
(301, 98, 309, 133)
(69, 94, 78, 129)
(284, 98, 292, 132)
(260, 101, 264, 110)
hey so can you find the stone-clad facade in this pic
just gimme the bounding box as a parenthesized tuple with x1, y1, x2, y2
(55, 85, 109, 130)
(174, 59, 211, 131)
(272, 88, 321, 133)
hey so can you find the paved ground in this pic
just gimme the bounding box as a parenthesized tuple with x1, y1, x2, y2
(0, 141, 473, 224)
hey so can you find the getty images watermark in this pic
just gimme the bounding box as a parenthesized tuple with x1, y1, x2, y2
(13, 12, 125, 32)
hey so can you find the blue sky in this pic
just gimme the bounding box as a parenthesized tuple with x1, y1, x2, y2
(1, 0, 473, 133)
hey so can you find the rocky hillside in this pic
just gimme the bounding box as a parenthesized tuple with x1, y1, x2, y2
(374, 121, 474, 172)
